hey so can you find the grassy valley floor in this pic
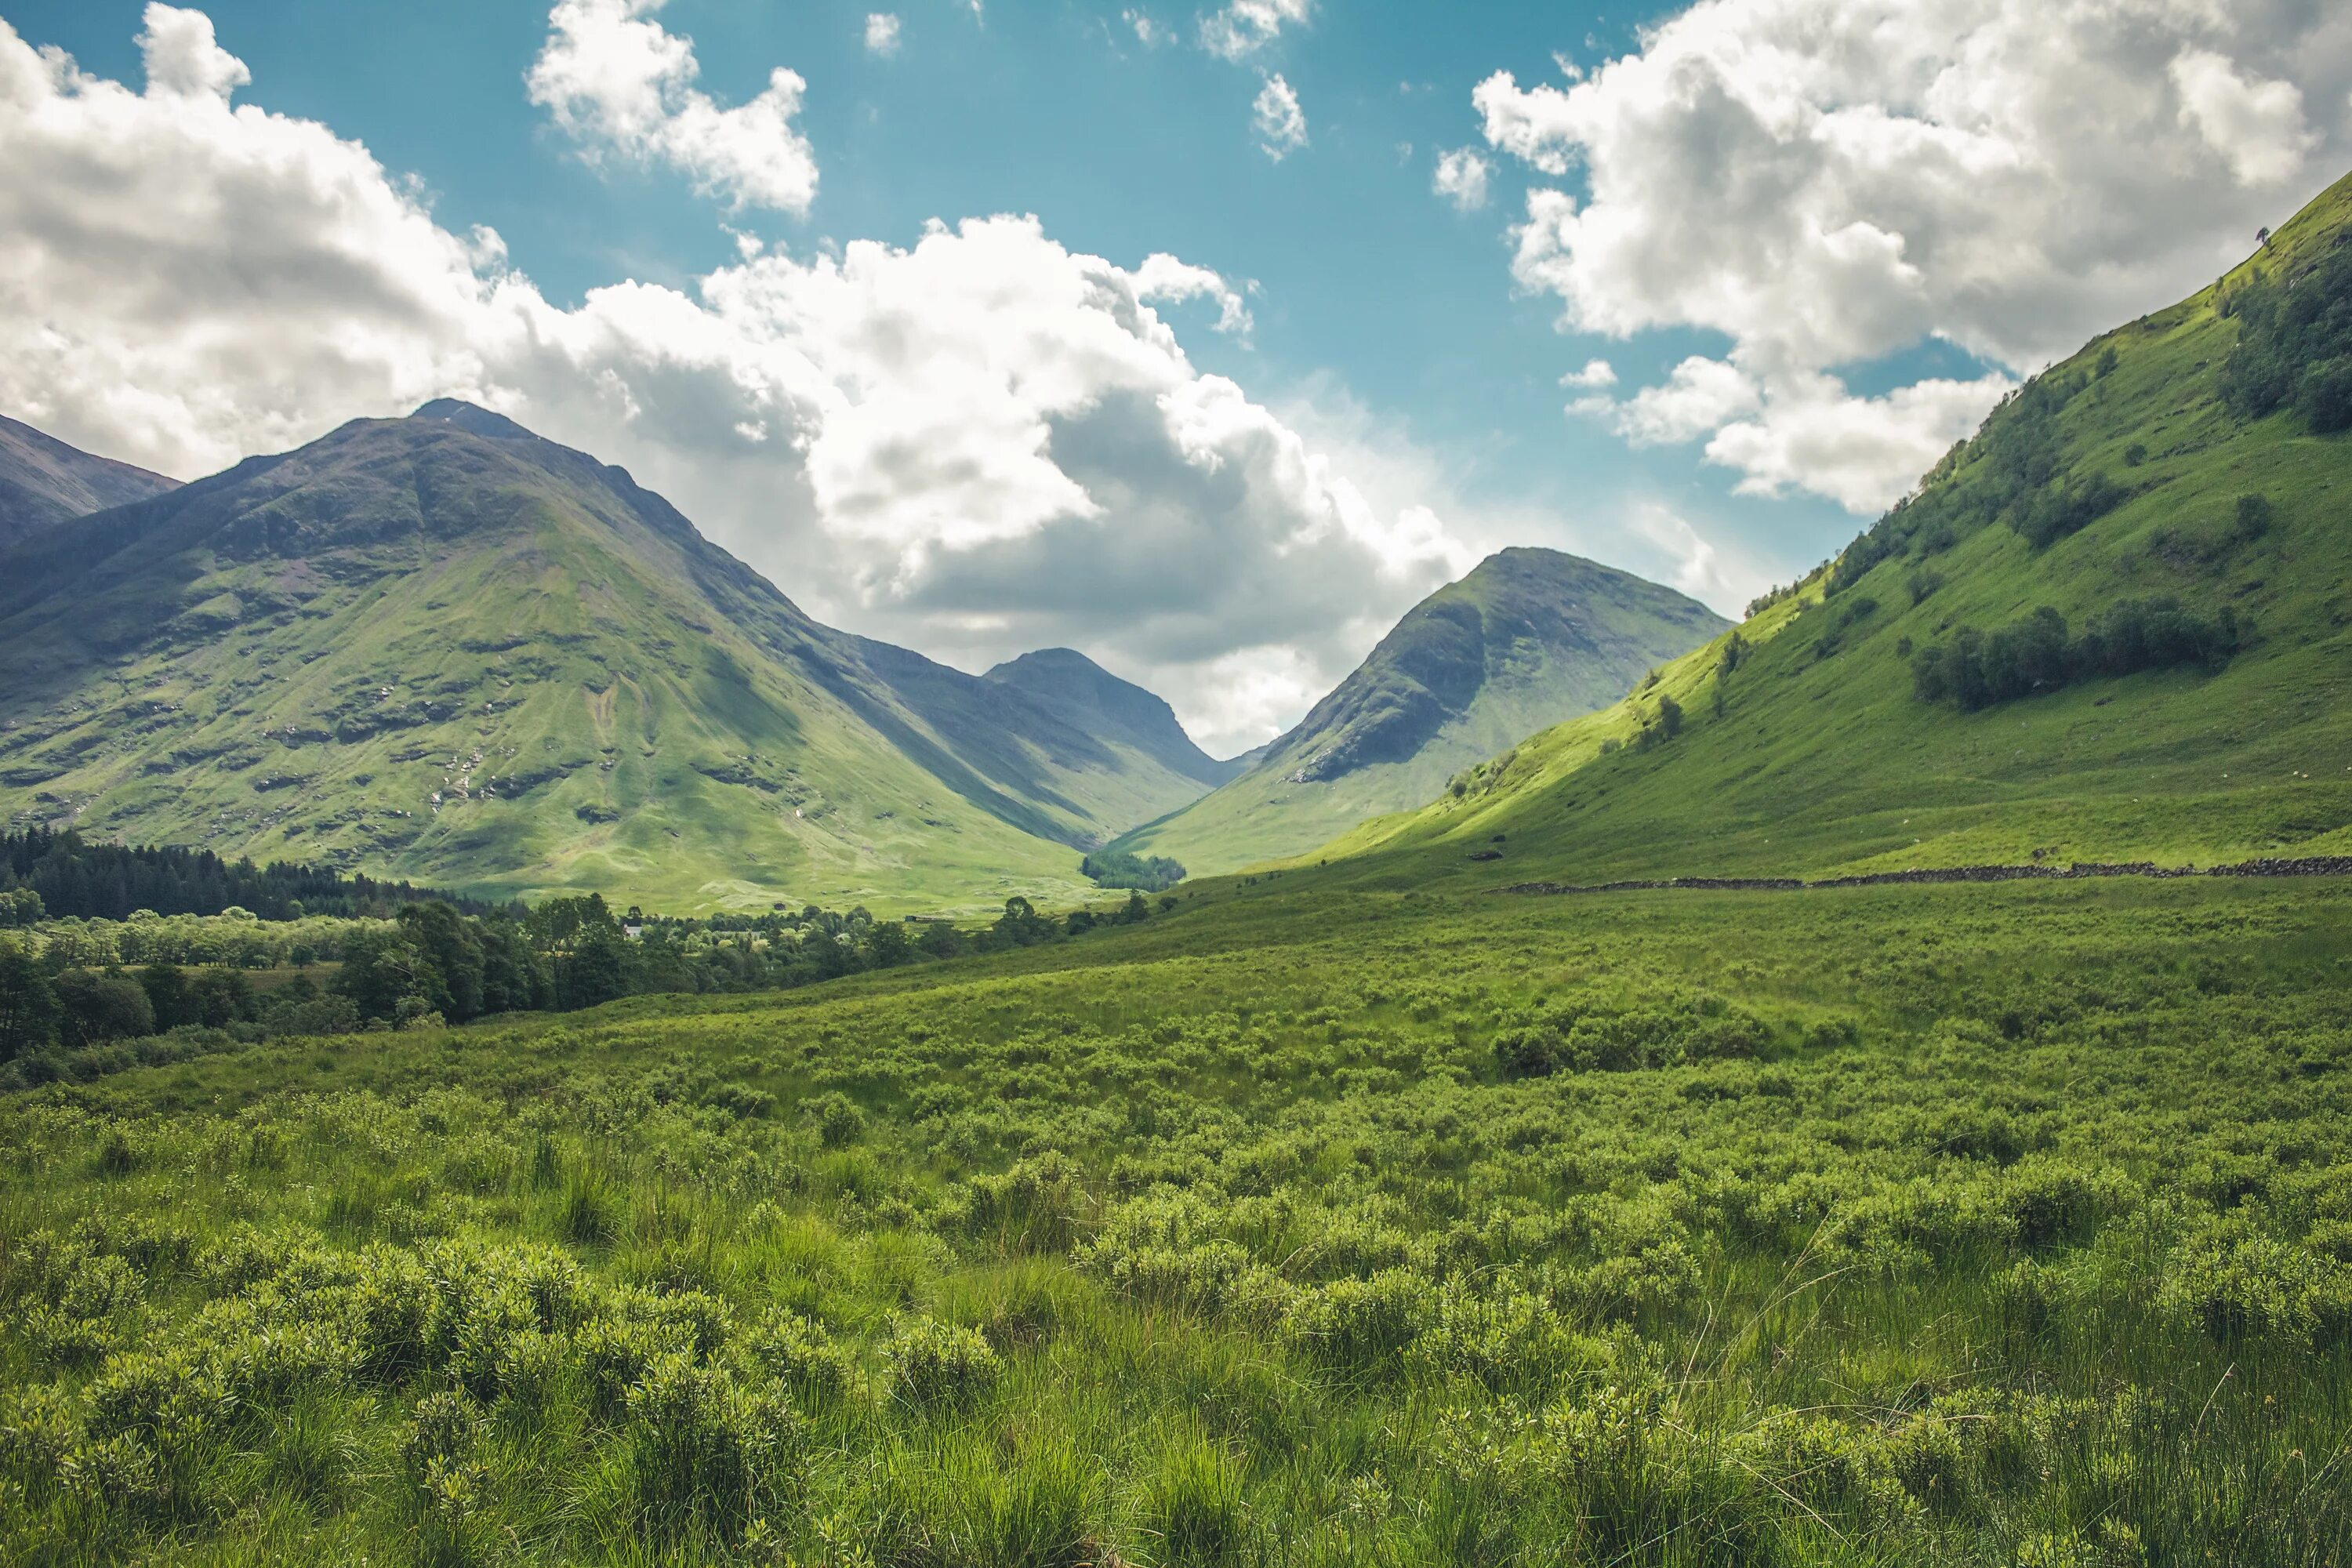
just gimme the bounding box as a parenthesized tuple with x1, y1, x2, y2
(3, 873, 2350, 1565)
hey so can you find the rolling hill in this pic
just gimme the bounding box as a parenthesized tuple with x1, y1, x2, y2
(1308, 170, 2352, 891)
(1112, 546, 1729, 874)
(0, 413, 180, 550)
(0, 401, 1229, 913)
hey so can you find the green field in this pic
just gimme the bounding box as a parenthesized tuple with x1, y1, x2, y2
(5, 872, 2348, 1566)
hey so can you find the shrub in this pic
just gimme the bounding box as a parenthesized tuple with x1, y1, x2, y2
(743, 1308, 857, 1406)
(622, 1354, 799, 1542)
(886, 1319, 1000, 1410)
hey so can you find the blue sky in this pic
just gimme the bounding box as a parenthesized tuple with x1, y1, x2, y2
(2, 0, 2343, 748)
(13, 0, 1837, 588)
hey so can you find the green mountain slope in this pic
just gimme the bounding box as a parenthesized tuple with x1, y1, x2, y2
(0, 413, 180, 550)
(0, 403, 1225, 913)
(1315, 171, 2352, 889)
(985, 648, 1246, 788)
(1113, 546, 1729, 873)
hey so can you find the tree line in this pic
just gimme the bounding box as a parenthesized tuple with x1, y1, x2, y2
(0, 888, 1163, 1069)
(0, 829, 499, 924)
(1910, 597, 2243, 711)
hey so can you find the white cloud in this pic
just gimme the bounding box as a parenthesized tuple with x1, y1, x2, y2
(136, 4, 249, 100)
(1704, 371, 2017, 514)
(1577, 356, 1760, 447)
(864, 13, 902, 56)
(2170, 48, 2318, 187)
(1201, 0, 1309, 63)
(1476, 0, 2352, 511)
(1432, 147, 1492, 211)
(1123, 9, 1166, 49)
(527, 0, 818, 215)
(0, 8, 1483, 755)
(1559, 358, 1615, 390)
(1252, 71, 1306, 160)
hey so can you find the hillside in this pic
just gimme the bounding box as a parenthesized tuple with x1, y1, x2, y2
(985, 648, 1246, 789)
(1113, 547, 1728, 873)
(0, 413, 180, 549)
(0, 403, 1227, 913)
(1313, 171, 2352, 890)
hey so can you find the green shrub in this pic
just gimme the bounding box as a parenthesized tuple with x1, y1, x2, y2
(622, 1353, 799, 1542)
(885, 1318, 1000, 1410)
(743, 1308, 857, 1406)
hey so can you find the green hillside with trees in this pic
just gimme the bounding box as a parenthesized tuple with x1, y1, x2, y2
(1314, 172, 2352, 888)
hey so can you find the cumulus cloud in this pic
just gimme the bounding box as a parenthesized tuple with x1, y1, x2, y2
(1252, 72, 1307, 160)
(1577, 356, 1760, 448)
(0, 8, 1480, 754)
(1559, 358, 1615, 390)
(1123, 10, 1166, 49)
(1703, 371, 2017, 514)
(2169, 48, 2319, 187)
(863, 13, 902, 57)
(1432, 147, 1491, 211)
(1201, 0, 1309, 63)
(1476, 0, 2352, 511)
(527, 0, 818, 214)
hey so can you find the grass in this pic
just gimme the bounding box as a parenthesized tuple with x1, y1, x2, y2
(4, 870, 2349, 1564)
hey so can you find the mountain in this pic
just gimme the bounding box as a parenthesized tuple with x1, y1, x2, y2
(1312, 170, 2352, 887)
(1112, 547, 1730, 873)
(985, 648, 1247, 788)
(0, 401, 1227, 913)
(0, 414, 180, 549)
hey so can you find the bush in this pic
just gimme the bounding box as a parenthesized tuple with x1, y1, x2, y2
(622, 1354, 799, 1542)
(743, 1308, 856, 1406)
(886, 1319, 1000, 1410)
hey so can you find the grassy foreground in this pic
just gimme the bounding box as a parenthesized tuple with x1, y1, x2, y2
(4, 873, 2350, 1565)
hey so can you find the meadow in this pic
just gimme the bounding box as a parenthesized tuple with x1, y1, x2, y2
(2, 871, 2349, 1566)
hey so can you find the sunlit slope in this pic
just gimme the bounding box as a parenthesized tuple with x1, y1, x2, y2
(1317, 172, 2352, 890)
(1113, 547, 1727, 875)
(0, 405, 1215, 913)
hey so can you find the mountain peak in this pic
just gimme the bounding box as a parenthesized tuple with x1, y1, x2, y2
(409, 399, 540, 443)
(985, 648, 1240, 786)
(1111, 546, 1729, 873)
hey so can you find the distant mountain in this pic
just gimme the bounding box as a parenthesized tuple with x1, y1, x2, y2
(1315, 169, 2352, 885)
(986, 648, 1247, 789)
(0, 401, 1225, 913)
(1113, 547, 1730, 873)
(0, 414, 180, 549)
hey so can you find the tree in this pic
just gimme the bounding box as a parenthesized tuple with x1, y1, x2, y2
(1656, 695, 1683, 739)
(139, 963, 194, 1031)
(397, 902, 486, 1021)
(916, 920, 966, 960)
(0, 941, 60, 1061)
(335, 926, 440, 1022)
(1121, 890, 1149, 924)
(54, 970, 156, 1048)
(866, 922, 911, 967)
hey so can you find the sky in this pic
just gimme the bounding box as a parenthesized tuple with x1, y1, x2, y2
(3, 1, 2349, 755)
